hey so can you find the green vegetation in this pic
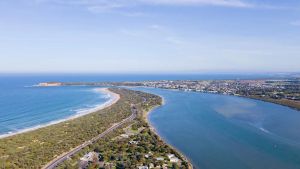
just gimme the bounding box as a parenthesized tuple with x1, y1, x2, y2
(57, 93, 191, 169)
(0, 88, 190, 169)
(58, 121, 190, 169)
(249, 96, 300, 111)
(0, 88, 161, 168)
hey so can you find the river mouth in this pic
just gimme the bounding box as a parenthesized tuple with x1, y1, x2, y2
(134, 87, 300, 169)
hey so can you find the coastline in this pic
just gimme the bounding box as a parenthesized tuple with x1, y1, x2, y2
(246, 96, 300, 111)
(144, 96, 194, 169)
(1, 88, 155, 168)
(151, 86, 300, 111)
(141, 87, 300, 169)
(0, 88, 120, 139)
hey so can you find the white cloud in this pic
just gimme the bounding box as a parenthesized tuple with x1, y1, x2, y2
(34, 0, 300, 12)
(34, 0, 254, 14)
(139, 0, 253, 8)
(87, 3, 126, 13)
(34, 0, 299, 15)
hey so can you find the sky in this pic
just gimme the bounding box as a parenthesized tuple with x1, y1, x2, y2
(0, 0, 299, 73)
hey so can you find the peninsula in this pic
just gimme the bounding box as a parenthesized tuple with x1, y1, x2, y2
(0, 88, 191, 169)
(39, 78, 300, 110)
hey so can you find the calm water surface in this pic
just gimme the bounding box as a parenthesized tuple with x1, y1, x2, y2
(135, 87, 300, 169)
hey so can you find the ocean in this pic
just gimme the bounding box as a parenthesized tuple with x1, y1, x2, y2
(0, 78, 112, 137)
(1, 73, 299, 169)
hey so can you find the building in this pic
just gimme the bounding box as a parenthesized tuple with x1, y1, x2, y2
(169, 157, 179, 163)
(129, 140, 139, 144)
(120, 134, 129, 138)
(167, 154, 179, 163)
(149, 163, 154, 168)
(156, 157, 164, 161)
(167, 154, 175, 159)
(80, 152, 99, 162)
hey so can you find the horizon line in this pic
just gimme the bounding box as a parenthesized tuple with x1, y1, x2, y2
(0, 71, 299, 75)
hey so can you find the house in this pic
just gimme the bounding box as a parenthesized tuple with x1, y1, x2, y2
(80, 152, 99, 162)
(167, 154, 175, 159)
(169, 157, 179, 163)
(156, 157, 164, 161)
(129, 140, 139, 144)
(149, 163, 154, 168)
(167, 154, 179, 163)
(120, 134, 129, 138)
(79, 152, 99, 169)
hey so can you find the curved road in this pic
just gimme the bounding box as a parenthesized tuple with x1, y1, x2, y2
(43, 105, 138, 169)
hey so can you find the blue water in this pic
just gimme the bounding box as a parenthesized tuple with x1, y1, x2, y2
(0, 76, 111, 136)
(1, 74, 300, 169)
(1, 73, 271, 136)
(134, 87, 300, 169)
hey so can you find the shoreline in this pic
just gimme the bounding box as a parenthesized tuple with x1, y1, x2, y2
(147, 86, 300, 111)
(144, 96, 194, 169)
(0, 88, 120, 139)
(126, 87, 194, 168)
(141, 87, 300, 169)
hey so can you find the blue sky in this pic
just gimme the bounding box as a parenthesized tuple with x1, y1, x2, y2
(0, 0, 299, 73)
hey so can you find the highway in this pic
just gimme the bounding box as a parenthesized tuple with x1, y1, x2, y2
(42, 105, 138, 169)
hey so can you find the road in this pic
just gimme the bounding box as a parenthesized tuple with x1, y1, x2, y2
(42, 104, 138, 169)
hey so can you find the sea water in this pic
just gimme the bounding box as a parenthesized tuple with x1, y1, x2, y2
(0, 75, 111, 137)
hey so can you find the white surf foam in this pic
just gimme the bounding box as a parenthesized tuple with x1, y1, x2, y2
(0, 88, 118, 139)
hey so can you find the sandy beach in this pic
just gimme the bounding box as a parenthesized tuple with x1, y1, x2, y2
(0, 88, 120, 139)
(91, 88, 120, 112)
